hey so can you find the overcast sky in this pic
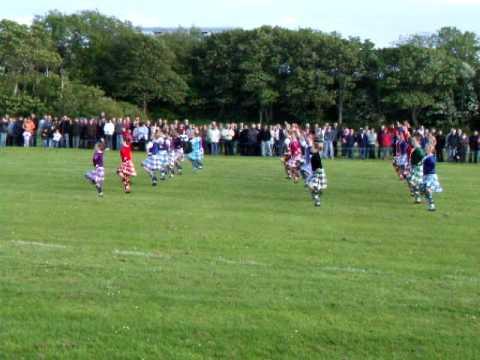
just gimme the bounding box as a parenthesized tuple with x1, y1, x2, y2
(3, 0, 480, 47)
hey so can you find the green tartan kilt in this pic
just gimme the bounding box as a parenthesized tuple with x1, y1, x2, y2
(407, 165, 423, 187)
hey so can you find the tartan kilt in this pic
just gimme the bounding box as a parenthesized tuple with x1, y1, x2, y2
(158, 151, 170, 167)
(188, 150, 204, 162)
(407, 164, 423, 187)
(307, 169, 327, 192)
(174, 148, 184, 162)
(86, 166, 105, 185)
(168, 152, 175, 167)
(142, 155, 162, 171)
(288, 154, 302, 168)
(394, 154, 408, 167)
(422, 174, 443, 193)
(393, 154, 409, 179)
(118, 160, 137, 177)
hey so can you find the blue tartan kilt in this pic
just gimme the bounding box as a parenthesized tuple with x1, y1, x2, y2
(188, 151, 204, 162)
(168, 152, 175, 166)
(157, 151, 170, 167)
(422, 174, 443, 193)
(394, 154, 408, 167)
(307, 169, 327, 192)
(142, 155, 162, 171)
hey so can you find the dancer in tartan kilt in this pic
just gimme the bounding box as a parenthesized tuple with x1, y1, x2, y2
(156, 133, 171, 180)
(84, 140, 105, 197)
(142, 130, 162, 186)
(171, 131, 185, 175)
(306, 138, 327, 207)
(281, 135, 292, 180)
(406, 136, 425, 203)
(393, 131, 410, 180)
(420, 144, 443, 212)
(188, 128, 204, 170)
(166, 134, 176, 178)
(287, 132, 302, 183)
(117, 137, 137, 193)
(300, 136, 313, 186)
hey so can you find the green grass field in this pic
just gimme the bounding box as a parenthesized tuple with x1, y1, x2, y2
(0, 147, 479, 359)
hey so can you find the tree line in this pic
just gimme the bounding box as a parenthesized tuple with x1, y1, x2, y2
(1, 10, 479, 129)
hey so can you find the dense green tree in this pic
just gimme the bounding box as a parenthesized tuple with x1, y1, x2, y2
(380, 45, 459, 125)
(0, 20, 61, 95)
(106, 32, 189, 113)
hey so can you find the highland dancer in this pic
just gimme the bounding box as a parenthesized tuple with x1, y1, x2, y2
(171, 131, 185, 175)
(420, 144, 443, 211)
(306, 138, 328, 207)
(143, 131, 162, 186)
(85, 141, 105, 197)
(300, 136, 313, 186)
(117, 137, 137, 193)
(188, 129, 204, 170)
(406, 136, 425, 203)
(393, 131, 410, 180)
(281, 134, 292, 179)
(287, 132, 302, 183)
(156, 132, 171, 180)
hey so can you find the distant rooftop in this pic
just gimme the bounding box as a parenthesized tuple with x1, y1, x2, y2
(141, 27, 235, 36)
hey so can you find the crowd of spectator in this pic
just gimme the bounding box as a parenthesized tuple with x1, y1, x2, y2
(1, 113, 479, 164)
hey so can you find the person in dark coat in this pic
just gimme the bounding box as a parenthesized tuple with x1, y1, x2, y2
(469, 131, 479, 163)
(87, 119, 97, 149)
(71, 118, 81, 148)
(239, 126, 249, 156)
(435, 130, 446, 162)
(247, 124, 259, 156)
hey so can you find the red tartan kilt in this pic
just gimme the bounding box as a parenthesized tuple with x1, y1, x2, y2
(118, 160, 137, 176)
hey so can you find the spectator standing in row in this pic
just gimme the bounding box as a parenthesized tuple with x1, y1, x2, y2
(52, 128, 62, 148)
(323, 125, 335, 159)
(103, 119, 115, 150)
(71, 119, 81, 148)
(60, 117, 71, 148)
(247, 124, 259, 156)
(208, 124, 220, 155)
(0, 116, 8, 147)
(358, 129, 368, 159)
(259, 124, 272, 157)
(435, 130, 445, 162)
(221, 124, 234, 156)
(114, 118, 124, 150)
(379, 126, 392, 159)
(86, 119, 97, 149)
(22, 117, 36, 147)
(457, 130, 468, 162)
(446, 129, 458, 161)
(367, 128, 377, 159)
(468, 131, 479, 163)
(272, 124, 285, 156)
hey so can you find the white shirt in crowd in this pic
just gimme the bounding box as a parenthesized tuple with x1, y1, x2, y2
(53, 131, 62, 142)
(208, 127, 221, 143)
(221, 128, 234, 141)
(104, 121, 115, 136)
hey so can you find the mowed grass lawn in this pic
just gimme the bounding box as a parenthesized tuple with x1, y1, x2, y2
(0, 147, 479, 359)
